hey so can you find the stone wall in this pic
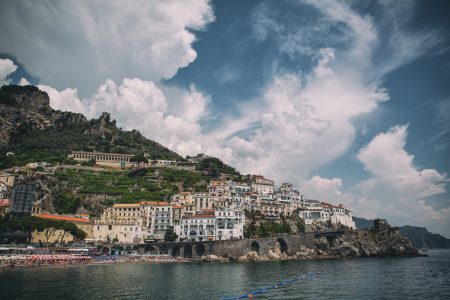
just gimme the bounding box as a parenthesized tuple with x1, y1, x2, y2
(144, 233, 315, 258)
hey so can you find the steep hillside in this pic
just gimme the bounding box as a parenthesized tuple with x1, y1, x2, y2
(0, 85, 181, 168)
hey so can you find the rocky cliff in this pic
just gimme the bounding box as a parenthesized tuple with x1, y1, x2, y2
(354, 216, 450, 249)
(0, 85, 181, 168)
(314, 230, 419, 258)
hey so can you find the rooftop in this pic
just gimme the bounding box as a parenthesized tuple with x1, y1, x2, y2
(70, 151, 134, 157)
(112, 203, 141, 208)
(38, 213, 93, 224)
(140, 201, 170, 206)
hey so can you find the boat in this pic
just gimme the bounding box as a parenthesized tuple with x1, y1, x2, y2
(420, 232, 428, 253)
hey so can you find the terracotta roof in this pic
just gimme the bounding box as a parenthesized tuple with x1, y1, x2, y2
(38, 214, 93, 224)
(321, 202, 343, 209)
(112, 203, 140, 208)
(139, 201, 170, 206)
(183, 214, 215, 219)
(171, 205, 183, 209)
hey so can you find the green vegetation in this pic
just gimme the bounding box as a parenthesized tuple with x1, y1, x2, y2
(53, 192, 81, 214)
(244, 221, 292, 238)
(196, 157, 240, 178)
(130, 154, 148, 163)
(0, 85, 181, 168)
(0, 215, 87, 244)
(296, 219, 306, 233)
(80, 158, 96, 166)
(53, 167, 209, 204)
(164, 226, 178, 242)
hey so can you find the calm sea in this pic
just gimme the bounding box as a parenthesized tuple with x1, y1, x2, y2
(1, 250, 449, 299)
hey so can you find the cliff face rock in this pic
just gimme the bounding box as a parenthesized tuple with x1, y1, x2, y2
(0, 85, 181, 168)
(315, 230, 419, 258)
(0, 85, 86, 150)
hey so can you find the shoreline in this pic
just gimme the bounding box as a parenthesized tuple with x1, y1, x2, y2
(1, 251, 426, 270)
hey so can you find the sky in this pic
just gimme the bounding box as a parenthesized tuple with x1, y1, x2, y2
(1, 0, 450, 236)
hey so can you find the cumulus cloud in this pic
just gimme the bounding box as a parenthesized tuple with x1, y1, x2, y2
(0, 58, 17, 86)
(4, 1, 447, 235)
(302, 125, 450, 236)
(39, 78, 214, 157)
(0, 0, 214, 95)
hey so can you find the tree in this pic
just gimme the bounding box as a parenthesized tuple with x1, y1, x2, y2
(81, 159, 96, 166)
(59, 221, 79, 243)
(130, 154, 148, 164)
(164, 227, 178, 242)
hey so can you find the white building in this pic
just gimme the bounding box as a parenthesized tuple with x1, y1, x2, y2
(175, 210, 216, 242)
(250, 175, 274, 197)
(215, 209, 245, 240)
(299, 199, 323, 225)
(321, 202, 356, 229)
(140, 201, 173, 239)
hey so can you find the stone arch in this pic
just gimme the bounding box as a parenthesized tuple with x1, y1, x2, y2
(125, 246, 132, 254)
(172, 245, 181, 257)
(277, 238, 288, 253)
(251, 241, 260, 254)
(101, 246, 110, 254)
(184, 245, 193, 258)
(196, 244, 206, 257)
(144, 245, 158, 254)
(159, 245, 169, 255)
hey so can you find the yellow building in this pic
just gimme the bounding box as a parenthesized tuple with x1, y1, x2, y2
(32, 214, 93, 244)
(0, 173, 15, 188)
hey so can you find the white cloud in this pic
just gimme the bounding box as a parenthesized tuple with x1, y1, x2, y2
(39, 78, 215, 158)
(18, 78, 30, 86)
(0, 58, 17, 86)
(5, 0, 447, 236)
(0, 0, 214, 95)
(303, 125, 450, 236)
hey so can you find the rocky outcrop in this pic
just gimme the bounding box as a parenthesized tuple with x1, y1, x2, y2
(314, 230, 419, 258)
(0, 85, 181, 165)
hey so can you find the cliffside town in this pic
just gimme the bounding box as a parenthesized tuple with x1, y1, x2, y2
(0, 84, 419, 259)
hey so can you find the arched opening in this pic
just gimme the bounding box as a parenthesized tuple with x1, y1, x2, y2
(196, 244, 206, 257)
(172, 245, 181, 257)
(101, 246, 110, 254)
(277, 238, 288, 253)
(125, 246, 132, 255)
(184, 245, 192, 258)
(251, 241, 260, 255)
(144, 245, 158, 254)
(159, 245, 169, 255)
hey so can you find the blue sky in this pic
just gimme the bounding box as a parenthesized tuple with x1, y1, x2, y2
(0, 0, 449, 236)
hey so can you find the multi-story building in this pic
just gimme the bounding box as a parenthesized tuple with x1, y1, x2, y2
(10, 184, 36, 218)
(250, 175, 274, 197)
(94, 203, 143, 244)
(175, 210, 216, 242)
(321, 202, 356, 229)
(192, 193, 213, 211)
(299, 199, 323, 225)
(215, 208, 245, 240)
